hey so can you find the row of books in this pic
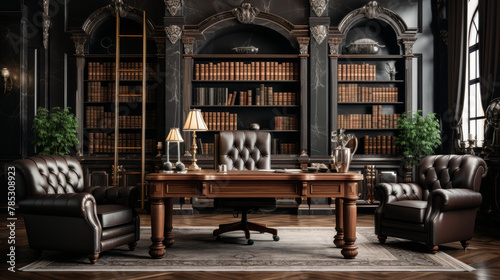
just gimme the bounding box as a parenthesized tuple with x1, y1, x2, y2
(201, 111, 238, 131)
(337, 84, 398, 103)
(87, 62, 156, 80)
(199, 141, 215, 155)
(88, 133, 155, 154)
(87, 82, 156, 103)
(85, 106, 156, 129)
(274, 116, 298, 130)
(279, 143, 299, 155)
(193, 85, 297, 106)
(194, 61, 299, 81)
(338, 64, 376, 81)
(363, 135, 397, 155)
(338, 107, 400, 129)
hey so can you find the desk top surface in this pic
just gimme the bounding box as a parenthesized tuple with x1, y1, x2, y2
(146, 169, 364, 181)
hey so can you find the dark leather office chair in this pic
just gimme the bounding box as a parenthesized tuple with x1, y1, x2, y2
(374, 154, 487, 253)
(213, 131, 279, 245)
(12, 155, 140, 263)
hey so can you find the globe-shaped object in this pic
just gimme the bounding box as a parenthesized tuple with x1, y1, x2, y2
(162, 161, 173, 171)
(486, 97, 500, 128)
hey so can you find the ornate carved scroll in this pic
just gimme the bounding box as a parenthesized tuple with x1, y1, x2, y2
(165, 0, 182, 16)
(165, 25, 182, 44)
(232, 3, 260, 24)
(310, 0, 329, 17)
(311, 25, 328, 44)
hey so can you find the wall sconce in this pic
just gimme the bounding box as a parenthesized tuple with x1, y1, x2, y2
(2, 68, 13, 94)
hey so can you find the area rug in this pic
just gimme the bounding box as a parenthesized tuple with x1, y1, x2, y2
(20, 227, 474, 272)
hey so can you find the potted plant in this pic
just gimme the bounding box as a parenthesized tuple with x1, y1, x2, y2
(396, 110, 441, 166)
(32, 107, 79, 155)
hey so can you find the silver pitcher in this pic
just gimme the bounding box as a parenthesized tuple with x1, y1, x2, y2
(331, 129, 358, 173)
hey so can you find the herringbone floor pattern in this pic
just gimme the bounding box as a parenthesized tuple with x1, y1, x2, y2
(1, 211, 499, 280)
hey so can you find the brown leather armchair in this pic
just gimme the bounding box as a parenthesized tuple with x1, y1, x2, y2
(12, 155, 140, 263)
(213, 131, 279, 245)
(374, 154, 487, 253)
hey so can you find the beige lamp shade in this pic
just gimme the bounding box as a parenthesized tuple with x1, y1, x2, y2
(165, 128, 184, 142)
(183, 109, 208, 131)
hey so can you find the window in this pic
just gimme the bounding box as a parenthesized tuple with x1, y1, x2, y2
(461, 0, 485, 146)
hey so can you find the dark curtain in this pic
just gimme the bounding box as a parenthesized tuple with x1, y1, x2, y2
(447, 0, 468, 153)
(479, 0, 500, 109)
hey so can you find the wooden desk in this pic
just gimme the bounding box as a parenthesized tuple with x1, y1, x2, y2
(145, 170, 363, 259)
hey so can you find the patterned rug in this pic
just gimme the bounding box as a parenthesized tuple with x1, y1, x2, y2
(20, 227, 474, 272)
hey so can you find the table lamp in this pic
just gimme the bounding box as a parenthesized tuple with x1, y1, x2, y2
(183, 109, 208, 171)
(165, 127, 184, 166)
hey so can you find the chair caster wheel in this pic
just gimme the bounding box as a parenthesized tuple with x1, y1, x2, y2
(247, 239, 254, 245)
(216, 236, 222, 241)
(273, 235, 280, 241)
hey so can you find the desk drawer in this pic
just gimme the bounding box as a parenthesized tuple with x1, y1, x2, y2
(206, 181, 299, 197)
(308, 182, 344, 197)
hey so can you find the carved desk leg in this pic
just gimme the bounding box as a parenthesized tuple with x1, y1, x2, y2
(341, 182, 358, 259)
(334, 198, 344, 248)
(149, 198, 166, 259)
(164, 198, 175, 248)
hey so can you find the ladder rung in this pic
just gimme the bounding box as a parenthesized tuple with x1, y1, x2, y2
(118, 35, 143, 38)
(119, 94, 142, 97)
(118, 69, 143, 72)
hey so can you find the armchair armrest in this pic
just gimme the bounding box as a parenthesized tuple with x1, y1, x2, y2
(429, 188, 482, 211)
(84, 186, 138, 207)
(19, 193, 96, 218)
(375, 182, 423, 205)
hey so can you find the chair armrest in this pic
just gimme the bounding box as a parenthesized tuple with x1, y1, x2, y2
(375, 182, 423, 205)
(19, 193, 96, 218)
(429, 188, 482, 211)
(84, 186, 138, 207)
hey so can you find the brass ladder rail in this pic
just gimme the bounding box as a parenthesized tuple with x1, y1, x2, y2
(113, 11, 147, 209)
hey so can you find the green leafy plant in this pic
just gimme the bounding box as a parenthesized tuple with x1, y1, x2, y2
(396, 110, 441, 165)
(32, 107, 79, 155)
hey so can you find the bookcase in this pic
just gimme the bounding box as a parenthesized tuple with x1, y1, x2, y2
(84, 56, 158, 157)
(186, 54, 305, 156)
(335, 55, 406, 156)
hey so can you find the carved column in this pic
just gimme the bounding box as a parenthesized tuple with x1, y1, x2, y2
(365, 165, 376, 204)
(309, 18, 330, 157)
(298, 37, 310, 158)
(329, 37, 342, 141)
(401, 37, 416, 113)
(71, 35, 87, 156)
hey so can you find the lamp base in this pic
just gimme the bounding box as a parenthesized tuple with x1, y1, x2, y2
(188, 162, 202, 171)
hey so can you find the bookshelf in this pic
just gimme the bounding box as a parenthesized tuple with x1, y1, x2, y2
(186, 54, 305, 156)
(73, 7, 164, 209)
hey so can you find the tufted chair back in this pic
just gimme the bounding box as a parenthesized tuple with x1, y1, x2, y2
(14, 155, 84, 199)
(218, 131, 271, 170)
(417, 154, 487, 200)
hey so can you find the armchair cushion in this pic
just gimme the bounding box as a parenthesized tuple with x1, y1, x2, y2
(384, 200, 427, 223)
(96, 204, 134, 228)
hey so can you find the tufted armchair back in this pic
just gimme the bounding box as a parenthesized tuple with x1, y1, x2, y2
(14, 155, 84, 199)
(417, 154, 487, 200)
(218, 131, 271, 170)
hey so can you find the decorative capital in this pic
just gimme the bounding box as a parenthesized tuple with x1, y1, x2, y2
(297, 37, 310, 55)
(310, 0, 329, 17)
(232, 3, 260, 24)
(328, 37, 342, 55)
(361, 1, 384, 19)
(182, 36, 195, 54)
(107, 0, 133, 17)
(71, 35, 86, 56)
(165, 25, 182, 44)
(311, 25, 328, 44)
(165, 0, 182, 16)
(401, 37, 417, 55)
(153, 36, 165, 54)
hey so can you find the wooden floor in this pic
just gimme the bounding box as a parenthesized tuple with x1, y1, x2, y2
(2, 211, 500, 280)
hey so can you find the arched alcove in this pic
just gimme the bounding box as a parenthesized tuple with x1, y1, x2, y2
(343, 19, 399, 55)
(196, 24, 296, 55)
